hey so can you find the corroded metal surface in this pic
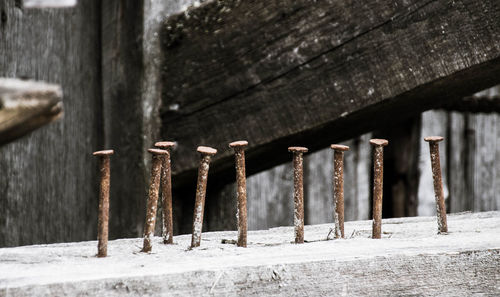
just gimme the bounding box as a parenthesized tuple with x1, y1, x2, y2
(93, 150, 114, 257)
(331, 144, 349, 238)
(370, 139, 388, 239)
(191, 146, 217, 248)
(230, 140, 248, 247)
(155, 141, 176, 244)
(142, 149, 168, 252)
(424, 136, 448, 233)
(289, 147, 308, 244)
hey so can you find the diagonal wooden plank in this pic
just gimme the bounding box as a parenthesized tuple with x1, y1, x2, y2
(0, 78, 63, 146)
(161, 0, 500, 185)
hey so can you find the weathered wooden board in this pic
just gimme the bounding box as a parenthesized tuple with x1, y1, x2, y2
(0, 78, 62, 145)
(1, 211, 499, 296)
(161, 0, 500, 186)
(0, 0, 101, 247)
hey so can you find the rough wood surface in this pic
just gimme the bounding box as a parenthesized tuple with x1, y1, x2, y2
(1, 211, 499, 296)
(0, 78, 62, 145)
(161, 0, 500, 186)
(0, 0, 102, 247)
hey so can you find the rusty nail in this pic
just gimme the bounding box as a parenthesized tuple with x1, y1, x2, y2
(155, 141, 176, 244)
(424, 136, 448, 234)
(331, 144, 349, 239)
(191, 146, 217, 248)
(229, 140, 249, 247)
(288, 146, 308, 244)
(93, 149, 114, 257)
(142, 148, 168, 253)
(370, 139, 388, 239)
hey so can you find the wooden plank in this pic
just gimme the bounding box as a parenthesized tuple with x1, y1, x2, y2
(0, 78, 62, 145)
(0, 0, 101, 247)
(161, 0, 500, 186)
(1, 211, 499, 296)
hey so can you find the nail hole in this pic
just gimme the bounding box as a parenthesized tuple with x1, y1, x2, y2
(1, 10, 7, 26)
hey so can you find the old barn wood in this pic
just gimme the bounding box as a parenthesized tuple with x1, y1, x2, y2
(0, 78, 63, 146)
(1, 212, 499, 296)
(161, 0, 500, 184)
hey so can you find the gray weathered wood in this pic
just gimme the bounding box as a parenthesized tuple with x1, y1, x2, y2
(0, 78, 62, 145)
(0, 0, 102, 247)
(161, 0, 500, 186)
(1, 211, 499, 296)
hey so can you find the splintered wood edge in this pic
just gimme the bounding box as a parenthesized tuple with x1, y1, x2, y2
(23, 0, 77, 8)
(0, 78, 63, 145)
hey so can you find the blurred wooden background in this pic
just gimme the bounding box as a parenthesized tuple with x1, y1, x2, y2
(0, 0, 499, 247)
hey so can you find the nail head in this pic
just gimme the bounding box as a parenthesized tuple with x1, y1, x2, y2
(330, 144, 350, 151)
(229, 140, 248, 148)
(148, 148, 169, 155)
(369, 139, 389, 146)
(93, 150, 114, 156)
(197, 146, 217, 155)
(155, 141, 176, 148)
(424, 136, 444, 142)
(288, 146, 308, 153)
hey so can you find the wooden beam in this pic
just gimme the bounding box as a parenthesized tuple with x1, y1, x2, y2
(160, 0, 500, 186)
(1, 211, 499, 295)
(0, 78, 62, 146)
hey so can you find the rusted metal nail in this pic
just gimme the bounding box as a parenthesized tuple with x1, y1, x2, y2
(93, 149, 114, 257)
(191, 146, 217, 248)
(331, 144, 349, 239)
(370, 139, 388, 239)
(142, 148, 168, 253)
(288, 146, 308, 244)
(155, 141, 176, 244)
(229, 140, 249, 247)
(424, 136, 448, 234)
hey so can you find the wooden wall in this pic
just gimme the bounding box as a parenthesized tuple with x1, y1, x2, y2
(0, 0, 102, 247)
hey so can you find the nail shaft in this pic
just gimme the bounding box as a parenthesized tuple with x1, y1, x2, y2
(155, 141, 175, 244)
(230, 141, 248, 247)
(93, 150, 114, 257)
(425, 136, 448, 234)
(142, 149, 168, 252)
(331, 144, 349, 239)
(370, 139, 388, 239)
(191, 146, 217, 248)
(289, 147, 308, 244)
